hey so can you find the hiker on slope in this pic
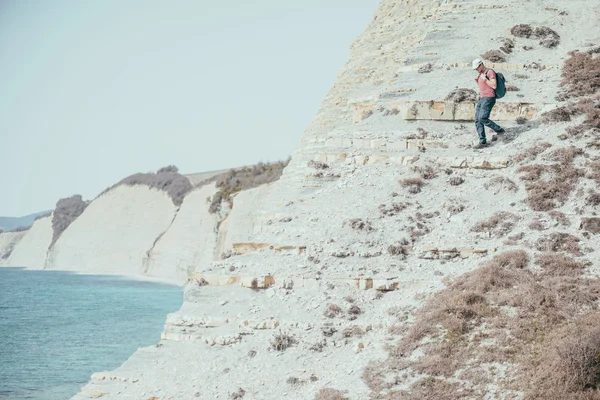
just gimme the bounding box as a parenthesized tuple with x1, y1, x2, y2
(472, 58, 505, 149)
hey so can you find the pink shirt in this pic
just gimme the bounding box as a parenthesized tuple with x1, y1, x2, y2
(476, 69, 496, 98)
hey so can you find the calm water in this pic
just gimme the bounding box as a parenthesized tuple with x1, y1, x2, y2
(0, 268, 182, 400)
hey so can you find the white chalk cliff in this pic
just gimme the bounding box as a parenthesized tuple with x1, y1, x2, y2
(2, 0, 600, 398)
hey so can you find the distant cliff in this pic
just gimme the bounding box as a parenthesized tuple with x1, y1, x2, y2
(0, 163, 287, 284)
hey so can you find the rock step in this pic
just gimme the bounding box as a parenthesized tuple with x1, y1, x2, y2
(312, 153, 510, 169)
(395, 61, 558, 74)
(352, 100, 554, 123)
(190, 273, 433, 292)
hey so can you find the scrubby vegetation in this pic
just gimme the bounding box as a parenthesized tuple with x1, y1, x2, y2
(50, 195, 89, 249)
(510, 24, 560, 48)
(269, 330, 296, 351)
(363, 251, 600, 398)
(471, 212, 520, 238)
(544, 51, 600, 138)
(315, 388, 349, 400)
(101, 165, 192, 206)
(481, 50, 505, 63)
(517, 146, 584, 211)
(444, 88, 477, 103)
(208, 159, 290, 213)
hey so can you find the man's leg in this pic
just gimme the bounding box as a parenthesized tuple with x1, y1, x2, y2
(480, 97, 503, 133)
(475, 99, 486, 144)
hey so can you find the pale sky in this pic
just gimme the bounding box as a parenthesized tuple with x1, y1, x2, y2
(0, 0, 380, 217)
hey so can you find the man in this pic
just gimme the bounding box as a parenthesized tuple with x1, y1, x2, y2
(472, 58, 505, 149)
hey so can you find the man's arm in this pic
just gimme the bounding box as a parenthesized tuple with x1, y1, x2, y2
(482, 71, 497, 89)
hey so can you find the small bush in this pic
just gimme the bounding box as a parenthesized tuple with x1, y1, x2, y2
(342, 325, 365, 338)
(413, 165, 437, 180)
(315, 388, 349, 400)
(231, 388, 246, 399)
(481, 50, 506, 63)
(388, 242, 409, 257)
(444, 88, 477, 103)
(418, 63, 434, 73)
(514, 142, 552, 163)
(516, 117, 528, 125)
(535, 232, 581, 255)
(345, 218, 374, 232)
(399, 177, 425, 194)
(471, 212, 520, 238)
(445, 201, 465, 215)
(484, 176, 518, 193)
(270, 330, 296, 351)
(379, 202, 410, 217)
(348, 305, 362, 316)
(506, 85, 520, 91)
(559, 51, 600, 99)
(581, 218, 600, 234)
(50, 195, 89, 249)
(324, 304, 342, 318)
(511, 24, 533, 38)
(448, 177, 464, 186)
(308, 160, 329, 170)
(536, 253, 583, 276)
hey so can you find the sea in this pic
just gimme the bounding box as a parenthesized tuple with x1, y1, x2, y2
(0, 268, 182, 400)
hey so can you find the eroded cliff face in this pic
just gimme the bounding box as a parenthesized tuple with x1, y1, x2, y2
(0, 231, 28, 264)
(6, 216, 53, 268)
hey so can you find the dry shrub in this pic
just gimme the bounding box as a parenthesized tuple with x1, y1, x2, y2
(50, 195, 89, 249)
(364, 249, 600, 398)
(536, 253, 583, 276)
(481, 50, 506, 63)
(511, 24, 533, 38)
(587, 191, 600, 206)
(510, 24, 560, 47)
(484, 176, 518, 193)
(379, 202, 410, 217)
(315, 388, 349, 400)
(535, 232, 581, 255)
(515, 142, 552, 163)
(500, 38, 515, 54)
(308, 160, 329, 170)
(506, 85, 520, 91)
(406, 127, 428, 140)
(342, 325, 365, 338)
(346, 218, 374, 232)
(518, 147, 584, 211)
(471, 212, 520, 237)
(103, 165, 192, 207)
(270, 330, 296, 351)
(413, 164, 437, 180)
(324, 304, 342, 318)
(549, 210, 571, 226)
(535, 27, 560, 48)
(448, 177, 464, 186)
(399, 177, 425, 194)
(527, 314, 600, 398)
(444, 88, 477, 103)
(388, 242, 409, 257)
(559, 51, 600, 100)
(385, 377, 474, 400)
(230, 388, 246, 399)
(516, 116, 528, 125)
(208, 160, 289, 213)
(581, 218, 600, 234)
(418, 63, 434, 73)
(528, 218, 546, 231)
(445, 200, 465, 215)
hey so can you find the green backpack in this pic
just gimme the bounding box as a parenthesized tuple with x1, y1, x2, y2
(486, 68, 507, 99)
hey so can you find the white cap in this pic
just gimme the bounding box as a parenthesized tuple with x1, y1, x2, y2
(472, 58, 483, 69)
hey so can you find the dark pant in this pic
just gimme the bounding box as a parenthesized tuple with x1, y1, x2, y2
(475, 97, 502, 144)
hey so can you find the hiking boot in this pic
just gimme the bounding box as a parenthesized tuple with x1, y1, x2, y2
(491, 135, 498, 142)
(474, 142, 488, 149)
(495, 128, 506, 134)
